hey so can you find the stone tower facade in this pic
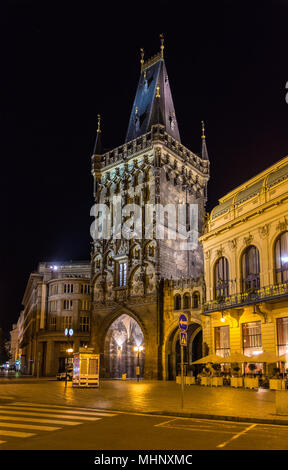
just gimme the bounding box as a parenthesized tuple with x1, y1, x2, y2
(90, 41, 210, 379)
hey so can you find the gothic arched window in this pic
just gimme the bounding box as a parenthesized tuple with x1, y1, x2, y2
(192, 292, 200, 309)
(275, 232, 288, 284)
(174, 294, 181, 311)
(214, 257, 229, 299)
(241, 245, 260, 292)
(183, 293, 191, 309)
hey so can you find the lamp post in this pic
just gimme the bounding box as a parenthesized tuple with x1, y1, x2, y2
(134, 345, 144, 382)
(64, 328, 74, 385)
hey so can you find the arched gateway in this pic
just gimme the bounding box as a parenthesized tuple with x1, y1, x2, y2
(166, 323, 203, 380)
(104, 314, 145, 379)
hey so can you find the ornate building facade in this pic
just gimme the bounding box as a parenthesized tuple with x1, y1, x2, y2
(20, 40, 209, 379)
(21, 261, 91, 376)
(89, 41, 209, 379)
(200, 155, 288, 371)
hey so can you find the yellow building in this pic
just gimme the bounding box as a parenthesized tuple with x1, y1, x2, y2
(200, 155, 288, 371)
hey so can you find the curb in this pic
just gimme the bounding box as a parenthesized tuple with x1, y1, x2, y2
(94, 407, 288, 426)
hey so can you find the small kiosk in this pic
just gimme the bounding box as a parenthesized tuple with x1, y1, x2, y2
(72, 348, 100, 388)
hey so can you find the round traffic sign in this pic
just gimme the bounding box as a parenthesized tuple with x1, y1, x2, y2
(179, 314, 188, 331)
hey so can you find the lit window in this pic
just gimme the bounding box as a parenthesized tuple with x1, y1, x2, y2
(80, 316, 90, 332)
(275, 232, 288, 284)
(63, 316, 72, 329)
(119, 262, 127, 287)
(49, 316, 57, 331)
(81, 300, 90, 311)
(277, 317, 288, 356)
(242, 321, 262, 356)
(215, 326, 230, 357)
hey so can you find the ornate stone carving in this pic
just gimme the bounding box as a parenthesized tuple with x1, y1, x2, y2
(276, 217, 288, 232)
(243, 234, 253, 246)
(216, 246, 224, 258)
(258, 223, 270, 239)
(228, 238, 238, 251)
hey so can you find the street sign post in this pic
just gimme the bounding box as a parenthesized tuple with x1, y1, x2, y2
(64, 328, 74, 386)
(179, 314, 188, 410)
(179, 314, 188, 331)
(180, 331, 187, 346)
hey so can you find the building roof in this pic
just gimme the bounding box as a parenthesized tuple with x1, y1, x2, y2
(211, 155, 288, 220)
(125, 53, 181, 143)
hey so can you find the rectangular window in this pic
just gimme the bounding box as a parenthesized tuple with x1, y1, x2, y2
(119, 262, 127, 287)
(277, 317, 288, 356)
(80, 316, 90, 332)
(80, 284, 90, 294)
(63, 300, 73, 310)
(64, 283, 74, 294)
(242, 321, 262, 356)
(215, 326, 230, 357)
(49, 316, 57, 331)
(63, 316, 72, 329)
(50, 300, 57, 312)
(50, 284, 58, 295)
(81, 300, 90, 311)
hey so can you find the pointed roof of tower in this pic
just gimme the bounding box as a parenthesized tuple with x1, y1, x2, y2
(201, 121, 209, 161)
(93, 114, 102, 155)
(125, 35, 181, 143)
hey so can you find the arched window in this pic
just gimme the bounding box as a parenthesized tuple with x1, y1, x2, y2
(192, 292, 200, 309)
(174, 294, 181, 310)
(241, 245, 260, 292)
(275, 232, 288, 284)
(183, 293, 191, 309)
(214, 257, 229, 299)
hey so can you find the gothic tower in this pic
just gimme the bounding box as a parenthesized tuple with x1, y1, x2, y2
(90, 38, 210, 379)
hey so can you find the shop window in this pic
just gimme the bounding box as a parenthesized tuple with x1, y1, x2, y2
(215, 326, 230, 357)
(277, 317, 288, 356)
(242, 321, 262, 356)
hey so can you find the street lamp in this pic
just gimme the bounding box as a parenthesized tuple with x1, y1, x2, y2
(134, 345, 144, 381)
(64, 328, 74, 384)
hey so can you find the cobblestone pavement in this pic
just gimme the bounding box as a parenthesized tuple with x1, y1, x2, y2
(0, 377, 286, 423)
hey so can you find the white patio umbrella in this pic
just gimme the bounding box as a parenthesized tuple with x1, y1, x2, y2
(192, 354, 223, 364)
(245, 351, 279, 363)
(278, 354, 288, 363)
(217, 352, 250, 363)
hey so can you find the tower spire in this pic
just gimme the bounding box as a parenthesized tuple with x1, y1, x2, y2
(125, 36, 180, 143)
(140, 48, 144, 71)
(160, 33, 164, 58)
(201, 120, 209, 161)
(93, 114, 102, 155)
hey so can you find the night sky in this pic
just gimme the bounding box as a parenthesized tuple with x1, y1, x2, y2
(1, 0, 287, 335)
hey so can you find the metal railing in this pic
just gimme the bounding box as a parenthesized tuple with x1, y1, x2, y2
(203, 282, 288, 313)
